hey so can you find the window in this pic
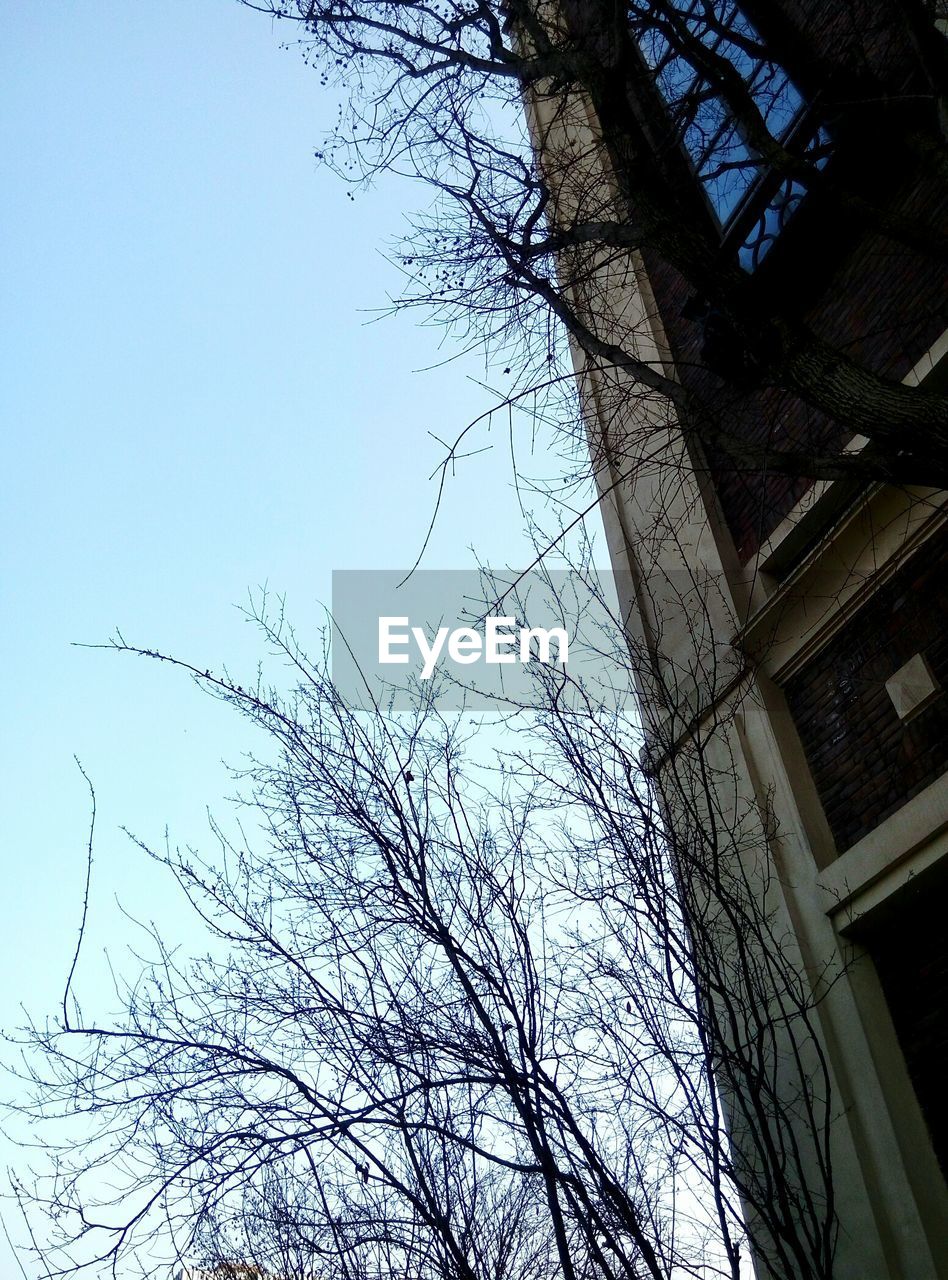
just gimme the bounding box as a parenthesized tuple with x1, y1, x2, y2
(632, 1, 825, 268)
(869, 884, 948, 1182)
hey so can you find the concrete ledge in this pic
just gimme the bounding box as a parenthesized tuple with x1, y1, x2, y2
(816, 773, 948, 925)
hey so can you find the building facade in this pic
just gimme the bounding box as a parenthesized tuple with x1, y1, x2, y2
(529, 1, 948, 1276)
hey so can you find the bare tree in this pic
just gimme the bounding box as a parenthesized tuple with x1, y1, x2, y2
(11, 5, 940, 1278)
(193, 1151, 560, 1280)
(16, 591, 838, 1280)
(238, 0, 947, 491)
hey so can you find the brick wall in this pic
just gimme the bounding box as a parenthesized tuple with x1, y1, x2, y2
(783, 529, 948, 852)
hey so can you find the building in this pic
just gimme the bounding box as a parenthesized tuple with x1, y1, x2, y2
(527, 1, 948, 1276)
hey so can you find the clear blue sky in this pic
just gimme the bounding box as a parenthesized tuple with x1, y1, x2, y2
(1, 3, 592, 1270)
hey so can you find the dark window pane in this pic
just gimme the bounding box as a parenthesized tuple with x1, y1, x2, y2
(635, 1, 806, 227)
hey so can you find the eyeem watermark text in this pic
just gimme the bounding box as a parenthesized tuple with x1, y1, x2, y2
(378, 616, 569, 680)
(331, 570, 618, 709)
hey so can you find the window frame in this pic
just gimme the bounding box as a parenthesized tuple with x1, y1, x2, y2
(632, 0, 827, 268)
